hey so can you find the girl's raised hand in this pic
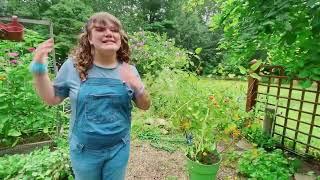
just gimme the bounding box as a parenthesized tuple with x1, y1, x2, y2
(119, 62, 143, 91)
(33, 38, 54, 64)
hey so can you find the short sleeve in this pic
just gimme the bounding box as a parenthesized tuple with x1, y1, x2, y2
(129, 65, 144, 100)
(130, 65, 141, 81)
(53, 59, 72, 98)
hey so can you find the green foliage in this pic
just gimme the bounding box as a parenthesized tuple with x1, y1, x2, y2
(147, 67, 248, 164)
(2, 0, 58, 18)
(146, 68, 198, 118)
(242, 123, 278, 151)
(0, 29, 43, 66)
(0, 140, 72, 180)
(130, 31, 189, 77)
(131, 114, 185, 153)
(43, 0, 93, 63)
(171, 11, 221, 75)
(238, 148, 295, 179)
(3, 0, 220, 72)
(0, 30, 66, 146)
(82, 0, 146, 32)
(211, 0, 320, 86)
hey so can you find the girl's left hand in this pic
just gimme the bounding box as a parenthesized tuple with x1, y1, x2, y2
(119, 62, 143, 91)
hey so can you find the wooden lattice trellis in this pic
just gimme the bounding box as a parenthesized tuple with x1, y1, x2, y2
(246, 64, 320, 158)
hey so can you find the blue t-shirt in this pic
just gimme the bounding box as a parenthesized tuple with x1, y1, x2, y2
(53, 58, 141, 134)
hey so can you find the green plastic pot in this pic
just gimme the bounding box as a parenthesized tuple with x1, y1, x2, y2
(186, 153, 222, 180)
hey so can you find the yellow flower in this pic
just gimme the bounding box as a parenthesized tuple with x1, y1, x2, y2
(0, 75, 6, 81)
(180, 119, 191, 130)
(232, 129, 241, 139)
(252, 149, 259, 158)
(233, 114, 240, 120)
(224, 125, 237, 135)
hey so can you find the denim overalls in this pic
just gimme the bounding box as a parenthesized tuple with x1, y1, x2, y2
(69, 77, 133, 180)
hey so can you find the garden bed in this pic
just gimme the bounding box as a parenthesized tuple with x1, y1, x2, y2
(0, 133, 52, 156)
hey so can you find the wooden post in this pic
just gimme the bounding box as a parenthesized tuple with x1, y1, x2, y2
(246, 60, 260, 112)
(263, 107, 275, 135)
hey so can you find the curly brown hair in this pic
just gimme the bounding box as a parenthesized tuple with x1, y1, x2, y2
(71, 12, 130, 81)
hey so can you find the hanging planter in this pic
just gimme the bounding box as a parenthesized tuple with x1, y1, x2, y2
(0, 22, 7, 39)
(0, 16, 24, 41)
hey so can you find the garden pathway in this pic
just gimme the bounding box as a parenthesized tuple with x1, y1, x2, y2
(126, 140, 238, 180)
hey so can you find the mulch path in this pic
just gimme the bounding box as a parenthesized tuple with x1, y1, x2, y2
(126, 140, 238, 180)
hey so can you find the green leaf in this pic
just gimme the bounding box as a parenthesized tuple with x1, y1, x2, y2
(311, 75, 320, 81)
(307, 171, 315, 176)
(195, 48, 202, 55)
(239, 66, 247, 74)
(43, 127, 49, 134)
(250, 73, 262, 81)
(228, 74, 236, 78)
(312, 68, 320, 75)
(11, 138, 20, 147)
(194, 55, 201, 60)
(0, 104, 8, 110)
(250, 60, 262, 71)
(298, 70, 310, 78)
(284, 22, 292, 31)
(307, 0, 319, 7)
(299, 80, 313, 89)
(8, 129, 22, 137)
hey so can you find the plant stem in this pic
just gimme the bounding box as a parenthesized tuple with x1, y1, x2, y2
(168, 98, 194, 120)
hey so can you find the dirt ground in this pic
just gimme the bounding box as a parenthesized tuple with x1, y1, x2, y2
(126, 140, 237, 180)
(126, 139, 320, 180)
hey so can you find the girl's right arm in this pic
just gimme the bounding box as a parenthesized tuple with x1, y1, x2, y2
(32, 38, 64, 106)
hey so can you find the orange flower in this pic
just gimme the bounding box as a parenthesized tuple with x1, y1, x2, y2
(209, 95, 215, 100)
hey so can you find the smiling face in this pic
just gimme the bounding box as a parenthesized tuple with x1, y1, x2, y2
(89, 21, 121, 55)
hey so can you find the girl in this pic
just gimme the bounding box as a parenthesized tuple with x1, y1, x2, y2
(30, 12, 150, 180)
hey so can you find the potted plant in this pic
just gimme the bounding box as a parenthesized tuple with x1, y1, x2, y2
(172, 91, 236, 180)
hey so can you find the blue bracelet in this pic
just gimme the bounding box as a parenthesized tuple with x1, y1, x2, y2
(30, 61, 48, 74)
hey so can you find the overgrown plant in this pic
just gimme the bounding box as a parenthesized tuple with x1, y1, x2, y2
(0, 30, 67, 147)
(129, 31, 189, 78)
(242, 123, 278, 151)
(169, 84, 245, 164)
(0, 138, 72, 179)
(238, 148, 296, 179)
(211, 0, 320, 87)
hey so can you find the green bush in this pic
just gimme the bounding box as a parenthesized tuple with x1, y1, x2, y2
(146, 68, 198, 118)
(0, 139, 72, 180)
(238, 148, 295, 179)
(43, 0, 93, 63)
(0, 30, 67, 146)
(242, 123, 278, 151)
(130, 31, 189, 77)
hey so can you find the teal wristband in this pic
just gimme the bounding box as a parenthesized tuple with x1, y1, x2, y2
(30, 61, 48, 74)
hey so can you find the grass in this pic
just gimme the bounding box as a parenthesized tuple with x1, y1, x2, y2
(257, 81, 320, 156)
(133, 78, 319, 157)
(131, 110, 186, 153)
(199, 78, 319, 156)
